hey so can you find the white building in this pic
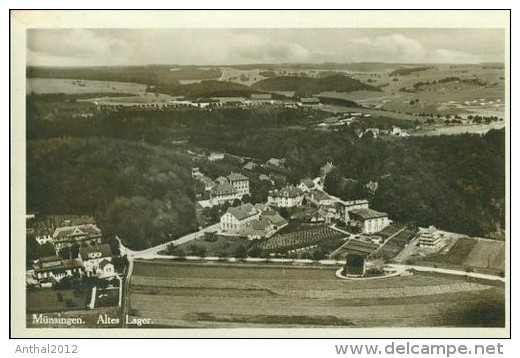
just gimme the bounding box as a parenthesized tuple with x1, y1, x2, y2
(268, 186, 304, 208)
(32, 256, 83, 285)
(220, 203, 261, 232)
(79, 244, 115, 278)
(298, 178, 316, 193)
(349, 208, 389, 234)
(52, 224, 103, 251)
(227, 172, 250, 196)
(208, 152, 225, 161)
(418, 226, 442, 247)
(209, 183, 239, 206)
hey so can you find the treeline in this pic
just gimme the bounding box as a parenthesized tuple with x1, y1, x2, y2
(27, 65, 221, 86)
(27, 137, 198, 250)
(153, 80, 258, 99)
(389, 66, 432, 76)
(251, 75, 381, 96)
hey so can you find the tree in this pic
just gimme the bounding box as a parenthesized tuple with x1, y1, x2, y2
(234, 245, 248, 259)
(232, 198, 241, 207)
(112, 255, 128, 273)
(58, 243, 79, 260)
(279, 207, 290, 219)
(241, 194, 252, 204)
(189, 244, 206, 257)
(248, 245, 263, 258)
(312, 248, 326, 261)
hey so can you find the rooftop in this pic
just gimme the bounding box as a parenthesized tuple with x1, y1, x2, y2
(227, 203, 258, 221)
(53, 224, 102, 241)
(79, 244, 112, 261)
(227, 172, 249, 182)
(301, 178, 315, 189)
(211, 183, 237, 196)
(312, 189, 333, 202)
(349, 208, 388, 220)
(271, 186, 303, 198)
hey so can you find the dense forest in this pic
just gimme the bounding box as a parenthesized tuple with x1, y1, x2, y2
(27, 137, 198, 250)
(27, 94, 505, 246)
(251, 74, 381, 96)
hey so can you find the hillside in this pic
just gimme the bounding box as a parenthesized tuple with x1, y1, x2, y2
(251, 75, 381, 96)
(27, 137, 198, 250)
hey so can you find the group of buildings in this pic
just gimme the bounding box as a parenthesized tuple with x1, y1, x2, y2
(193, 170, 251, 207)
(27, 216, 117, 287)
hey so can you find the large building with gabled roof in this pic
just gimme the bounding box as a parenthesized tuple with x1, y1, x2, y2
(220, 203, 261, 232)
(349, 208, 389, 234)
(267, 186, 304, 208)
(52, 223, 102, 250)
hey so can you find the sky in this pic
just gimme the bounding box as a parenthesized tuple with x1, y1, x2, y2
(27, 28, 505, 67)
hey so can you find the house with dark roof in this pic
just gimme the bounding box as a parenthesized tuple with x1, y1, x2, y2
(243, 161, 256, 171)
(349, 208, 389, 234)
(266, 157, 286, 169)
(267, 186, 304, 208)
(209, 183, 239, 206)
(298, 178, 316, 193)
(220, 203, 261, 233)
(309, 189, 335, 207)
(261, 210, 288, 230)
(32, 256, 83, 285)
(78, 244, 114, 278)
(52, 224, 102, 250)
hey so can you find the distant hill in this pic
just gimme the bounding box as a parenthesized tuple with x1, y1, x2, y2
(389, 66, 432, 76)
(251, 75, 381, 96)
(27, 65, 221, 86)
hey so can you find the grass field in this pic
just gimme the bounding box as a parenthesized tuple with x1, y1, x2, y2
(128, 261, 505, 328)
(408, 237, 505, 275)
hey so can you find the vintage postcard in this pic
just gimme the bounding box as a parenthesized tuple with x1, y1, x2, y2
(10, 10, 510, 338)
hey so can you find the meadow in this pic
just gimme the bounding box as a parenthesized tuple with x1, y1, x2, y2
(127, 261, 505, 328)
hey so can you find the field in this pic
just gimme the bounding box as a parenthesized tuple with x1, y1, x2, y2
(27, 78, 147, 94)
(408, 237, 505, 275)
(128, 261, 505, 328)
(26, 288, 91, 313)
(375, 229, 416, 260)
(317, 64, 505, 118)
(259, 225, 345, 252)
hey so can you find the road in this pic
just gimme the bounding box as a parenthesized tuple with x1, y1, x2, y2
(130, 223, 221, 259)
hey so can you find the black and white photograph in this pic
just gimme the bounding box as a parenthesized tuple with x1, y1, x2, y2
(10, 10, 510, 338)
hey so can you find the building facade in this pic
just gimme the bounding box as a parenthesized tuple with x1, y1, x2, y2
(32, 256, 83, 285)
(267, 186, 304, 208)
(227, 172, 250, 197)
(79, 244, 114, 278)
(220, 203, 261, 232)
(52, 224, 103, 251)
(349, 208, 389, 234)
